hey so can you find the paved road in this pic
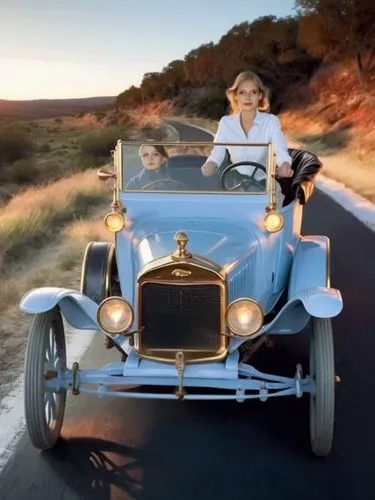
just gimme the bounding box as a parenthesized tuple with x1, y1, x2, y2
(1, 121, 375, 500)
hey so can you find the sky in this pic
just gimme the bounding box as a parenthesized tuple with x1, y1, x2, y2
(0, 0, 296, 100)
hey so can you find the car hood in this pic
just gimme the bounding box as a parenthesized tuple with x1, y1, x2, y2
(130, 217, 265, 271)
(117, 215, 279, 309)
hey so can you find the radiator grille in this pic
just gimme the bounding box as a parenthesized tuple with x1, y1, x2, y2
(139, 282, 221, 350)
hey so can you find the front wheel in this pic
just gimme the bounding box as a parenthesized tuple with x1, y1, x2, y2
(309, 317, 335, 457)
(24, 307, 67, 449)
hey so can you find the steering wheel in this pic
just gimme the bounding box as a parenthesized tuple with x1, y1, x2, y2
(220, 161, 268, 192)
(140, 178, 189, 191)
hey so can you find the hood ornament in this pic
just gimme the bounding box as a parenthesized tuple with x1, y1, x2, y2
(172, 231, 192, 260)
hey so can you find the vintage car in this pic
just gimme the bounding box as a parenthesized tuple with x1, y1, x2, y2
(20, 139, 343, 457)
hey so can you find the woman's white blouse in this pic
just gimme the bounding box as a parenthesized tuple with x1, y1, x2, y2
(206, 110, 292, 172)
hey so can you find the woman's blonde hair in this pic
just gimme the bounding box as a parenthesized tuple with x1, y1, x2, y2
(226, 71, 270, 113)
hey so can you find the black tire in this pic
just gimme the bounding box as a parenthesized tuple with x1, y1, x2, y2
(309, 317, 335, 457)
(24, 307, 67, 450)
(80, 242, 120, 304)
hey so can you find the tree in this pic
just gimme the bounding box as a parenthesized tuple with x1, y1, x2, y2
(116, 85, 143, 108)
(184, 43, 224, 85)
(296, 0, 375, 86)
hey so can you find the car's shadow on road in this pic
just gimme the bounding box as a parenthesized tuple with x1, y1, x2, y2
(41, 437, 145, 499)
(42, 336, 316, 499)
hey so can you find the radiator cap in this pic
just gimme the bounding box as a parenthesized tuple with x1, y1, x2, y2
(172, 231, 192, 260)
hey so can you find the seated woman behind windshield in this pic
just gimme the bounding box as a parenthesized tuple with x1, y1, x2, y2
(201, 70, 292, 180)
(125, 144, 170, 190)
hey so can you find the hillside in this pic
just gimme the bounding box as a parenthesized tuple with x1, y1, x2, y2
(0, 96, 116, 119)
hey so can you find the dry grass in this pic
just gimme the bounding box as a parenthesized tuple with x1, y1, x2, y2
(0, 168, 111, 274)
(276, 60, 375, 199)
(0, 206, 113, 396)
(280, 103, 375, 203)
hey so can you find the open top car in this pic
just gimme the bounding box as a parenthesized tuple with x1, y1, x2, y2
(20, 139, 343, 457)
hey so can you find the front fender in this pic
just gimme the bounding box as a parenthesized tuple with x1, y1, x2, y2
(229, 286, 342, 352)
(267, 285, 343, 332)
(20, 287, 99, 330)
(298, 286, 343, 318)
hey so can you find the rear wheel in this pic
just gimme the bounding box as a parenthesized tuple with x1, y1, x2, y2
(24, 307, 67, 449)
(309, 317, 335, 457)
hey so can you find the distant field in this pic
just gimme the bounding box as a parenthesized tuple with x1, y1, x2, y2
(0, 96, 116, 119)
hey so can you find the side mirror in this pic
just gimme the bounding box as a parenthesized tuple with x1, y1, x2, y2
(97, 167, 116, 182)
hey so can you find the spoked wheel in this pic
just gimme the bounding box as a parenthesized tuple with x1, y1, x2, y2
(309, 317, 335, 457)
(24, 306, 67, 449)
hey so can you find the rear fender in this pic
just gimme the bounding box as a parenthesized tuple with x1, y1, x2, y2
(288, 235, 330, 299)
(20, 287, 99, 330)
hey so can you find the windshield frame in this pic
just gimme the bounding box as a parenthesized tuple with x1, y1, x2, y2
(113, 140, 277, 203)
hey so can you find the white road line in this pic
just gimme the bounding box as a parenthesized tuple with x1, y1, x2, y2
(0, 377, 25, 470)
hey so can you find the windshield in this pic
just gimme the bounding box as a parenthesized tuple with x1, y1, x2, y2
(119, 141, 274, 195)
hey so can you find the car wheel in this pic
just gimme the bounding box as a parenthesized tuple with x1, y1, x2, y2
(309, 317, 335, 457)
(24, 307, 67, 450)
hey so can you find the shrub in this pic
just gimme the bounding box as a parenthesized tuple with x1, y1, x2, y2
(78, 125, 130, 167)
(0, 158, 40, 185)
(175, 87, 228, 120)
(9, 158, 41, 184)
(0, 123, 34, 163)
(39, 143, 52, 153)
(193, 87, 228, 119)
(0, 185, 13, 205)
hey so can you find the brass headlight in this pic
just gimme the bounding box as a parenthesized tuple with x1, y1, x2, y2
(263, 210, 284, 233)
(226, 298, 263, 337)
(97, 297, 133, 334)
(104, 211, 125, 233)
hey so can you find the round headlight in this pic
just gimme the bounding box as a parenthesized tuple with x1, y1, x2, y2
(97, 297, 133, 334)
(104, 211, 125, 233)
(226, 298, 263, 337)
(263, 211, 284, 233)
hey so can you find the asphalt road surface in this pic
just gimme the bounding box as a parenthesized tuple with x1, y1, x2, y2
(1, 121, 374, 500)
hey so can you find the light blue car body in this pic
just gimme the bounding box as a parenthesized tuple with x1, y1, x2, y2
(20, 141, 343, 402)
(20, 136, 343, 401)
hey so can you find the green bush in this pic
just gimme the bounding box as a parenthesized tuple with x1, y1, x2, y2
(39, 143, 52, 153)
(175, 87, 228, 120)
(0, 185, 14, 205)
(0, 124, 34, 163)
(1, 158, 40, 184)
(193, 87, 228, 119)
(78, 125, 130, 167)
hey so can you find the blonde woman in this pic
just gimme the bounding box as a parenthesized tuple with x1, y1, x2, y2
(201, 71, 293, 179)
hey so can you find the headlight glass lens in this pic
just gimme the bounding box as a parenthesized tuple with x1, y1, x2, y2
(226, 299, 263, 336)
(104, 211, 125, 232)
(263, 211, 284, 233)
(97, 297, 133, 334)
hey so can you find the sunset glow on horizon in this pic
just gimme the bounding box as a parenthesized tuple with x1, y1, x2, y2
(0, 57, 143, 100)
(1, 0, 296, 100)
